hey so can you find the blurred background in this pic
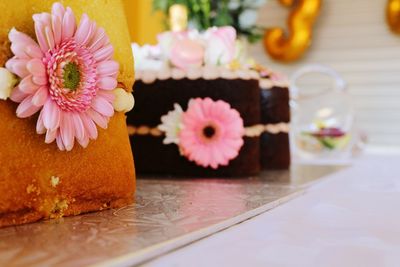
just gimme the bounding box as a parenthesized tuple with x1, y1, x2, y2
(123, 0, 400, 151)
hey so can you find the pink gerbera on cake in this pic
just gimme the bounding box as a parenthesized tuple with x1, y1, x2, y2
(179, 98, 244, 169)
(6, 2, 118, 151)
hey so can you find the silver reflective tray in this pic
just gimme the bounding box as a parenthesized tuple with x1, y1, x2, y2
(0, 165, 343, 267)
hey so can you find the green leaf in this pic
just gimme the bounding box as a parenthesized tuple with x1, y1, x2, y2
(152, 0, 265, 43)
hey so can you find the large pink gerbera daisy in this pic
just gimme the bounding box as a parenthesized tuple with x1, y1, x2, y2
(6, 3, 119, 151)
(179, 98, 244, 169)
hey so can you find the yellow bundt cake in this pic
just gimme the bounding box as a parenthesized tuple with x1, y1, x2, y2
(0, 0, 136, 227)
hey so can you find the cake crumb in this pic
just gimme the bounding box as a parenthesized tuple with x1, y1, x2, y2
(50, 176, 60, 188)
(26, 184, 35, 194)
(50, 199, 69, 219)
(26, 184, 40, 195)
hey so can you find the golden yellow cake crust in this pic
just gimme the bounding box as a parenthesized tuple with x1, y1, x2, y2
(0, 0, 136, 227)
(0, 100, 136, 228)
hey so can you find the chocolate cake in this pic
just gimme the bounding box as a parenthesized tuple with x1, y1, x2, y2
(128, 26, 290, 176)
(260, 82, 291, 169)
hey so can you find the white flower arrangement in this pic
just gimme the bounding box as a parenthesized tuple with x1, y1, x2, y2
(158, 103, 184, 145)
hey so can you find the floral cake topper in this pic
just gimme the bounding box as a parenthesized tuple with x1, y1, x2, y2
(132, 26, 259, 74)
(158, 98, 244, 169)
(0, 2, 134, 151)
(157, 26, 238, 70)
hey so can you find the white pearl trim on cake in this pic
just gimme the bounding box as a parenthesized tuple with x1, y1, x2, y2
(127, 122, 289, 138)
(135, 66, 289, 89)
(244, 123, 290, 137)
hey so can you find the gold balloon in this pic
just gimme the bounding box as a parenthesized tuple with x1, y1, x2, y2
(279, 0, 295, 6)
(169, 4, 188, 32)
(387, 0, 400, 33)
(263, 0, 321, 62)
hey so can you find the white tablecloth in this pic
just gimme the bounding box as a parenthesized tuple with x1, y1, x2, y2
(143, 155, 400, 267)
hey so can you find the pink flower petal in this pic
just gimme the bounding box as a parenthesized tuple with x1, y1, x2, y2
(8, 28, 38, 48)
(62, 7, 76, 40)
(77, 134, 89, 148)
(16, 95, 41, 118)
(97, 90, 115, 103)
(80, 113, 98, 139)
(10, 86, 28, 103)
(56, 135, 65, 151)
(12, 62, 30, 77)
(88, 27, 108, 53)
(91, 96, 114, 117)
(10, 43, 29, 58)
(26, 45, 44, 59)
(31, 86, 49, 107)
(6, 58, 30, 77)
(4, 57, 15, 69)
(35, 12, 52, 25)
(97, 76, 117, 90)
(34, 21, 50, 52)
(45, 129, 57, 144)
(60, 113, 74, 151)
(32, 75, 48, 86)
(219, 142, 239, 159)
(70, 112, 85, 140)
(36, 111, 46, 134)
(42, 99, 60, 131)
(191, 98, 207, 117)
(45, 26, 55, 50)
(210, 145, 225, 168)
(51, 14, 62, 46)
(51, 2, 65, 21)
(201, 98, 213, 117)
(97, 60, 119, 76)
(75, 14, 93, 46)
(19, 75, 40, 94)
(86, 109, 108, 129)
(93, 44, 113, 62)
(27, 58, 46, 77)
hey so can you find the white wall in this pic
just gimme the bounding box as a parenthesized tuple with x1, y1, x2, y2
(252, 0, 400, 147)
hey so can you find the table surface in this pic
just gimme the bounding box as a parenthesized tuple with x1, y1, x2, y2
(0, 165, 343, 267)
(143, 155, 400, 267)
